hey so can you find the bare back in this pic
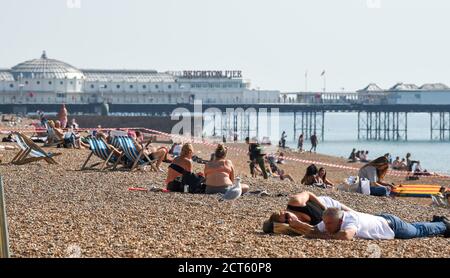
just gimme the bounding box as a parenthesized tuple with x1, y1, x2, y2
(204, 159, 234, 187)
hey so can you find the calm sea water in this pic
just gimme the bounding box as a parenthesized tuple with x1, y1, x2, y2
(203, 112, 450, 174)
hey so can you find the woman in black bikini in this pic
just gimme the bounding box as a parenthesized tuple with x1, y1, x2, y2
(262, 191, 354, 233)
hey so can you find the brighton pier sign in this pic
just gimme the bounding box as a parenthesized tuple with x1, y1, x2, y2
(170, 70, 242, 79)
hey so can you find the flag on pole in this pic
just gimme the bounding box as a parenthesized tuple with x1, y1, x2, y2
(321, 70, 326, 76)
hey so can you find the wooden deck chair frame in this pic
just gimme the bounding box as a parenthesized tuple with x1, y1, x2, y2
(112, 136, 157, 171)
(81, 137, 121, 171)
(10, 132, 61, 165)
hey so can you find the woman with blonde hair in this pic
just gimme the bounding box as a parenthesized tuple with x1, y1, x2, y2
(204, 144, 249, 194)
(166, 143, 194, 186)
(358, 156, 396, 196)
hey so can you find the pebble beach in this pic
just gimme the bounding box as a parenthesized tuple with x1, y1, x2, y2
(1, 124, 449, 258)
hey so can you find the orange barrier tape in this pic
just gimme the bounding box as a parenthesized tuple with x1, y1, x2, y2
(1, 125, 448, 179)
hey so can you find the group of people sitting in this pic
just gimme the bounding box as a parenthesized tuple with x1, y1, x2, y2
(44, 119, 83, 149)
(165, 143, 249, 194)
(300, 164, 334, 188)
(391, 153, 437, 176)
(348, 149, 370, 163)
(301, 154, 398, 197)
(348, 149, 437, 177)
(263, 191, 450, 240)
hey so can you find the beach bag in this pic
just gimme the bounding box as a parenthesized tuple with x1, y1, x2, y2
(360, 178, 371, 195)
(182, 173, 206, 194)
(167, 176, 184, 192)
(168, 163, 206, 194)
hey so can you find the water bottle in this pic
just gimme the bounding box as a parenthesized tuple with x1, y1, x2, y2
(184, 184, 189, 193)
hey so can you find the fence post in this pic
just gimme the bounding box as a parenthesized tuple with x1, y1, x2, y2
(0, 176, 10, 258)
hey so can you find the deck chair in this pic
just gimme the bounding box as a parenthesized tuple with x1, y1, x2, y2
(10, 132, 61, 165)
(112, 136, 158, 171)
(81, 138, 122, 171)
(43, 122, 64, 147)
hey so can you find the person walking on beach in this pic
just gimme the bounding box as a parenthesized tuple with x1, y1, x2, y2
(298, 134, 304, 152)
(285, 207, 450, 240)
(281, 131, 287, 149)
(245, 137, 268, 179)
(309, 133, 318, 153)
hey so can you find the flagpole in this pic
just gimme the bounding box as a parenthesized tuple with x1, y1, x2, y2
(305, 70, 308, 92)
(323, 71, 326, 92)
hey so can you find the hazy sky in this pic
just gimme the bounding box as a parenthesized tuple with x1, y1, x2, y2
(1, 0, 450, 92)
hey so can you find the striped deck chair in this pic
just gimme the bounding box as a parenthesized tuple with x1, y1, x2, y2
(43, 122, 64, 147)
(113, 136, 157, 171)
(10, 132, 61, 165)
(81, 138, 121, 171)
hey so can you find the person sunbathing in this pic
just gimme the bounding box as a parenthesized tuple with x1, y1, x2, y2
(318, 167, 334, 187)
(358, 156, 396, 196)
(300, 164, 322, 186)
(264, 155, 294, 182)
(203, 144, 249, 194)
(285, 207, 450, 240)
(47, 120, 85, 149)
(413, 161, 439, 176)
(94, 132, 122, 158)
(45, 120, 63, 146)
(131, 131, 168, 170)
(348, 148, 358, 162)
(262, 191, 354, 233)
(166, 143, 194, 186)
(391, 156, 402, 170)
(399, 158, 407, 170)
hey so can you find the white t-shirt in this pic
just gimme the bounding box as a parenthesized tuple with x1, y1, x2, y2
(317, 211, 395, 240)
(317, 196, 343, 210)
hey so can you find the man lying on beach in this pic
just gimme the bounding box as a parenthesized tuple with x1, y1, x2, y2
(262, 191, 355, 233)
(285, 207, 450, 240)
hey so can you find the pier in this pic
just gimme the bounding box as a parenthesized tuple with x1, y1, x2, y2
(2, 103, 450, 141)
